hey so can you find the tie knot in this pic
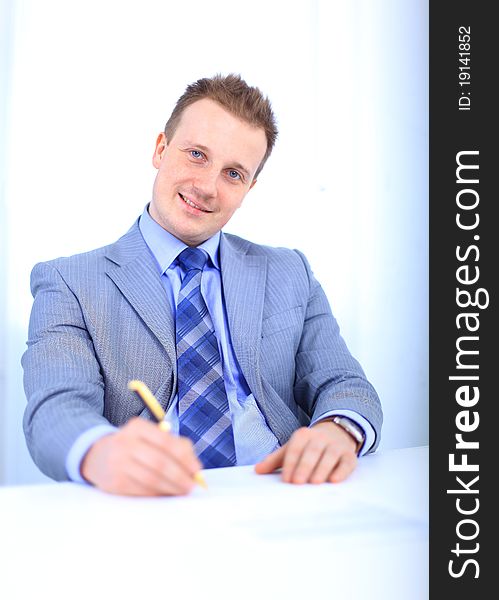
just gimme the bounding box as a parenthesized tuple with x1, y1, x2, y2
(177, 247, 208, 272)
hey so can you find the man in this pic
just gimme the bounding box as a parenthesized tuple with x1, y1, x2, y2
(22, 74, 382, 496)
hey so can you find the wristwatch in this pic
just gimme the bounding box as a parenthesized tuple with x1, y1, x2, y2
(331, 416, 366, 454)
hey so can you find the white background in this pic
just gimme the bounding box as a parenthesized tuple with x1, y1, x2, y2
(0, 0, 428, 484)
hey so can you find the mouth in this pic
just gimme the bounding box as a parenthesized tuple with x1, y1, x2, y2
(178, 193, 212, 213)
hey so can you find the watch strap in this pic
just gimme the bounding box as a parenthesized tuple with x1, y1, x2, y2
(331, 415, 366, 454)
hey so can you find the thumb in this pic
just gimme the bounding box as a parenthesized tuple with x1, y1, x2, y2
(254, 445, 286, 474)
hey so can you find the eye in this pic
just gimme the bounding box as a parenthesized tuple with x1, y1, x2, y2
(190, 150, 203, 159)
(227, 169, 241, 180)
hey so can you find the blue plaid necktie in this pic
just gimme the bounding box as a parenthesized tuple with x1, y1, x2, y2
(176, 247, 236, 469)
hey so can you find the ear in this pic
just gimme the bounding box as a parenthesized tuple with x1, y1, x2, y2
(249, 178, 258, 191)
(152, 132, 168, 168)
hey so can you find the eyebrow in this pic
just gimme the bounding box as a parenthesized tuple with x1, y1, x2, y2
(184, 142, 252, 179)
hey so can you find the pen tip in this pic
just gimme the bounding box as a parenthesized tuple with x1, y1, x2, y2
(194, 472, 208, 489)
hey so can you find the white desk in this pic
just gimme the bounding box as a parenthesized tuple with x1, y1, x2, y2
(0, 446, 428, 600)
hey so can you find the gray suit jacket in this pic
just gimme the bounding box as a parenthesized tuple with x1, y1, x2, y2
(22, 220, 382, 480)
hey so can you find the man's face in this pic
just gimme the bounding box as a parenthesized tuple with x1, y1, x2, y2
(149, 98, 267, 246)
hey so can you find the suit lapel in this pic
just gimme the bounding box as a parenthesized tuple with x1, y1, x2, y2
(220, 234, 267, 407)
(104, 223, 177, 369)
(220, 235, 301, 444)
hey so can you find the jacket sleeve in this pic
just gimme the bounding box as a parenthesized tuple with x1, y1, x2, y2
(22, 261, 110, 481)
(292, 250, 383, 452)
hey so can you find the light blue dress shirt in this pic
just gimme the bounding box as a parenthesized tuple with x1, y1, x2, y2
(66, 207, 374, 482)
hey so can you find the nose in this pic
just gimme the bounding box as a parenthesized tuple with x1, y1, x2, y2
(192, 166, 218, 199)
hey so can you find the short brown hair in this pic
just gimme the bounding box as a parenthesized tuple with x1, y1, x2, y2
(164, 73, 278, 178)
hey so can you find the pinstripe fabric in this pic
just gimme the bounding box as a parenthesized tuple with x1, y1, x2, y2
(176, 248, 236, 468)
(22, 219, 383, 482)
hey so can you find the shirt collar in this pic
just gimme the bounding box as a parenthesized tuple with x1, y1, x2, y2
(139, 204, 221, 274)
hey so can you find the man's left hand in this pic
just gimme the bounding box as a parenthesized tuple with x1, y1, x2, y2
(254, 421, 358, 484)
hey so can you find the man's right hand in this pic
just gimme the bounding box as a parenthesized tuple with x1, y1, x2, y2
(81, 417, 202, 496)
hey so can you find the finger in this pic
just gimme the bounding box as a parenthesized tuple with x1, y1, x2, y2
(124, 419, 202, 477)
(81, 426, 195, 496)
(131, 456, 195, 496)
(109, 467, 168, 497)
(108, 460, 188, 497)
(127, 418, 176, 449)
(309, 446, 342, 484)
(287, 439, 328, 484)
(98, 476, 153, 497)
(254, 445, 286, 474)
(164, 435, 203, 477)
(131, 444, 197, 495)
(281, 429, 311, 483)
(107, 424, 199, 495)
(328, 453, 358, 484)
(92, 451, 167, 497)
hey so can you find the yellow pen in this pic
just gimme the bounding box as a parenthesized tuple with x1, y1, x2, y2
(127, 380, 207, 489)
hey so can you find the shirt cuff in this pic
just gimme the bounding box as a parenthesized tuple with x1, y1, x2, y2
(310, 410, 376, 456)
(65, 424, 118, 484)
